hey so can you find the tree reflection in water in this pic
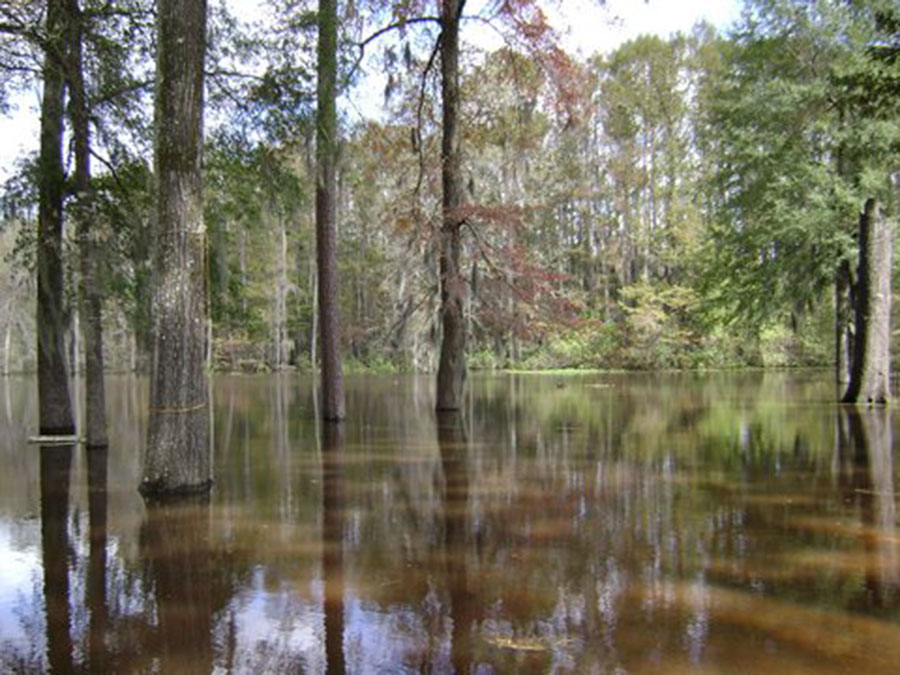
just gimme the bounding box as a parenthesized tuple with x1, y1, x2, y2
(322, 421, 346, 675)
(5, 373, 900, 673)
(40, 444, 74, 675)
(837, 407, 900, 611)
(86, 446, 108, 673)
(139, 493, 214, 673)
(436, 410, 476, 673)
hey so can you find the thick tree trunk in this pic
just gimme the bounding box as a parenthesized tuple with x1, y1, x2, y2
(67, 0, 108, 448)
(436, 0, 467, 411)
(843, 199, 891, 405)
(316, 0, 345, 420)
(37, 0, 75, 435)
(142, 0, 211, 494)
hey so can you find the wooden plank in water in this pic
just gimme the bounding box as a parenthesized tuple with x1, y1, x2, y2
(27, 435, 81, 446)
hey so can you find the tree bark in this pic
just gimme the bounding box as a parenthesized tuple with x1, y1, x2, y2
(316, 0, 345, 420)
(67, 0, 108, 448)
(843, 198, 892, 404)
(835, 258, 854, 385)
(142, 0, 211, 494)
(435, 0, 467, 411)
(37, 0, 75, 435)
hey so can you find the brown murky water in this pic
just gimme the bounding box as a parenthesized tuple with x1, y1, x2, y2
(1, 371, 899, 673)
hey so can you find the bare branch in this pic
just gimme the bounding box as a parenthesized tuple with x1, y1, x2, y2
(413, 33, 442, 201)
(349, 15, 441, 80)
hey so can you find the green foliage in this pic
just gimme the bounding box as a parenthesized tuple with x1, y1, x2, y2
(4, 0, 893, 375)
(619, 282, 701, 369)
(701, 0, 900, 328)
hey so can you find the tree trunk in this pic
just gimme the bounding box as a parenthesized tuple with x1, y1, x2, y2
(843, 198, 892, 404)
(37, 0, 75, 435)
(316, 0, 345, 420)
(3, 323, 10, 375)
(435, 0, 467, 411)
(67, 0, 108, 448)
(142, 0, 211, 495)
(835, 258, 854, 385)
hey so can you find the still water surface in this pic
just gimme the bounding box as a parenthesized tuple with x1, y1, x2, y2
(1, 371, 899, 673)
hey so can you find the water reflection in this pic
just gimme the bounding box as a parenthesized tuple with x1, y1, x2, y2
(86, 447, 108, 673)
(436, 411, 476, 673)
(322, 422, 345, 675)
(139, 494, 214, 672)
(40, 445, 74, 674)
(836, 407, 899, 610)
(2, 373, 900, 672)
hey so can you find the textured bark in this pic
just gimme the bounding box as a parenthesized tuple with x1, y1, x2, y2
(322, 421, 346, 674)
(37, 0, 75, 435)
(843, 199, 891, 404)
(435, 0, 467, 411)
(316, 0, 345, 420)
(142, 0, 211, 494)
(39, 445, 75, 674)
(67, 0, 107, 448)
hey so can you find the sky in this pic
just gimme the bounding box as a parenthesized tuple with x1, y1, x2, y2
(0, 0, 742, 182)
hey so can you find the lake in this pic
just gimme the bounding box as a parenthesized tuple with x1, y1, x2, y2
(1, 371, 899, 673)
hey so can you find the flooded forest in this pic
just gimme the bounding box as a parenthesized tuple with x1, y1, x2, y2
(0, 0, 899, 672)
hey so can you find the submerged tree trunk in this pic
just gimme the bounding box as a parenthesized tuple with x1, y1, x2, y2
(67, 0, 107, 448)
(843, 199, 891, 405)
(316, 0, 345, 420)
(435, 0, 467, 411)
(142, 0, 211, 494)
(37, 0, 75, 435)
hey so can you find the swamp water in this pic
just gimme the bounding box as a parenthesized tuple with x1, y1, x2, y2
(0, 371, 899, 673)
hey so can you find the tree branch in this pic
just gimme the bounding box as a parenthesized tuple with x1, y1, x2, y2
(349, 15, 441, 80)
(413, 33, 442, 201)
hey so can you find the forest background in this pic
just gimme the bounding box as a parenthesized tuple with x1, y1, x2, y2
(0, 0, 898, 376)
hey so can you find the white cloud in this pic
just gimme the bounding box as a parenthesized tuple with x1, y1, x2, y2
(558, 0, 742, 56)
